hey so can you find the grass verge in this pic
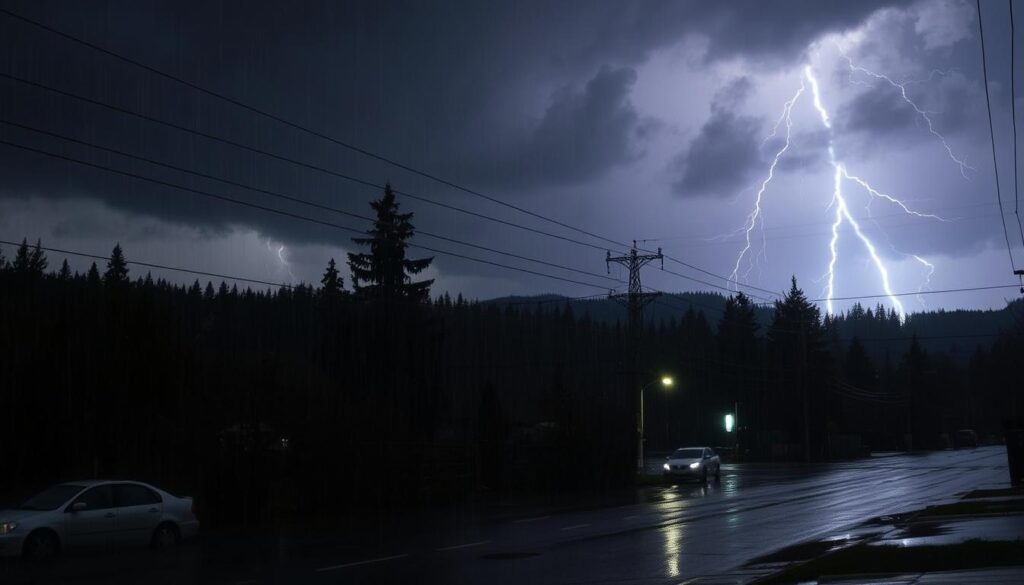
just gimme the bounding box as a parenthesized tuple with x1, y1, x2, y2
(963, 487, 1024, 499)
(758, 539, 1024, 584)
(915, 499, 1024, 518)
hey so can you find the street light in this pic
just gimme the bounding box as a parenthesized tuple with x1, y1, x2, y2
(639, 375, 674, 473)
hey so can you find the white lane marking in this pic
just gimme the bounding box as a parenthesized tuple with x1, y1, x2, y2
(315, 553, 409, 572)
(560, 523, 590, 531)
(435, 540, 489, 551)
(513, 515, 550, 523)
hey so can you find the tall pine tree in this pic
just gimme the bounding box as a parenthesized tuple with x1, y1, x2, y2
(767, 277, 830, 459)
(57, 259, 72, 280)
(320, 258, 344, 299)
(347, 184, 433, 303)
(104, 243, 130, 286)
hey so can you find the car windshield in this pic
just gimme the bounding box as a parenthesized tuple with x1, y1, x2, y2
(20, 484, 84, 511)
(672, 449, 703, 459)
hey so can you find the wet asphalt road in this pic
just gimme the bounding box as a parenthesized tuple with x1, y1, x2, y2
(0, 446, 1010, 584)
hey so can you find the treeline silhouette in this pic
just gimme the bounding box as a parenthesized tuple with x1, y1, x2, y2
(1, 186, 1021, 526)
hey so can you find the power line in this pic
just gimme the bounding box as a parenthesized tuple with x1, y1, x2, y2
(657, 267, 775, 302)
(0, 138, 615, 292)
(808, 283, 1021, 303)
(664, 257, 779, 299)
(0, 6, 629, 252)
(977, 0, 1018, 272)
(0, 118, 623, 287)
(0, 72, 625, 256)
(1011, 0, 1024, 252)
(0, 239, 294, 289)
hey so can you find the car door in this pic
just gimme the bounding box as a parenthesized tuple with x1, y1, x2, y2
(112, 483, 163, 546)
(64, 485, 117, 550)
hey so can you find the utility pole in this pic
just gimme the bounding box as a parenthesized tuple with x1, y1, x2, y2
(607, 242, 663, 475)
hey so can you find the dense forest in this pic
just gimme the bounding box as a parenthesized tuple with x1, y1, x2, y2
(1, 186, 1022, 527)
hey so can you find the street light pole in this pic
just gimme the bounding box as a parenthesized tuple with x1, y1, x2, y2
(638, 376, 674, 474)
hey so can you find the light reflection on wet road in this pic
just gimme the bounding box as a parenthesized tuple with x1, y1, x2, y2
(0, 447, 1008, 584)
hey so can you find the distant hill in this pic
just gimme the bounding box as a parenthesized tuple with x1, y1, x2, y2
(482, 293, 1023, 361)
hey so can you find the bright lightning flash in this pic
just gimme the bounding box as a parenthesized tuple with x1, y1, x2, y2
(806, 65, 906, 321)
(912, 255, 934, 309)
(839, 50, 974, 179)
(725, 56, 957, 323)
(729, 80, 805, 286)
(267, 240, 297, 282)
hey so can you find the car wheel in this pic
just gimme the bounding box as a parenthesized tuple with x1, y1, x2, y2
(23, 529, 59, 561)
(714, 464, 721, 480)
(701, 467, 708, 483)
(151, 522, 179, 551)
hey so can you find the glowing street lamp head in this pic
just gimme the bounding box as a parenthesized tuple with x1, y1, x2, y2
(661, 376, 674, 388)
(725, 413, 735, 433)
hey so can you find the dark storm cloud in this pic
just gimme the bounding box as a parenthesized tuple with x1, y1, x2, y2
(558, 0, 895, 68)
(470, 66, 647, 189)
(840, 88, 918, 135)
(672, 78, 763, 198)
(0, 0, 897, 253)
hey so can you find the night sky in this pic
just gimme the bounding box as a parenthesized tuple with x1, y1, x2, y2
(1, 0, 1021, 314)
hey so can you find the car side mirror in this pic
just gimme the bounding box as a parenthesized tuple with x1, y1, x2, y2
(69, 502, 87, 513)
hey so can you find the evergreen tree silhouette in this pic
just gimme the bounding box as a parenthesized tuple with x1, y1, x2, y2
(57, 259, 72, 280)
(104, 243, 130, 285)
(12, 238, 31, 274)
(86, 262, 101, 285)
(28, 239, 48, 275)
(767, 277, 830, 458)
(347, 183, 433, 303)
(320, 258, 344, 298)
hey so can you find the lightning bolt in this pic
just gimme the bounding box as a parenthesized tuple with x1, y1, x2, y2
(912, 255, 934, 309)
(807, 65, 907, 321)
(838, 51, 973, 179)
(267, 240, 297, 282)
(729, 80, 805, 287)
(723, 53, 961, 320)
(841, 168, 949, 222)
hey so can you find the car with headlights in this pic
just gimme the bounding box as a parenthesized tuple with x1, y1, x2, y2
(662, 447, 720, 482)
(0, 480, 199, 560)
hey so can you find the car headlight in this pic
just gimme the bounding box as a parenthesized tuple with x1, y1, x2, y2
(0, 521, 17, 535)
(689, 462, 700, 469)
(663, 463, 671, 471)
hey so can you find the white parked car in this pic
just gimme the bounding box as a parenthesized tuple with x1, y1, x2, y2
(662, 447, 721, 482)
(0, 480, 199, 560)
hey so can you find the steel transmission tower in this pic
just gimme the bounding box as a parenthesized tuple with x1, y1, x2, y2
(606, 242, 663, 474)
